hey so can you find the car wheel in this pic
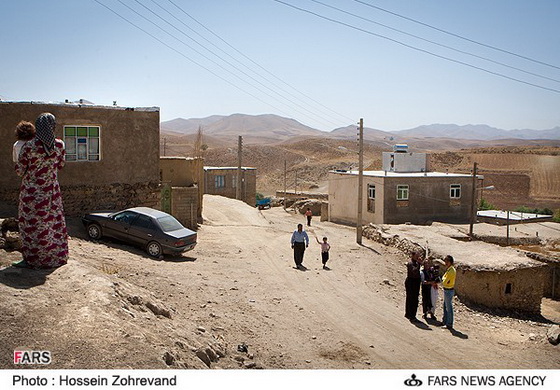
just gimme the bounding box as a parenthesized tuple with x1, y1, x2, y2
(146, 241, 163, 258)
(87, 223, 102, 240)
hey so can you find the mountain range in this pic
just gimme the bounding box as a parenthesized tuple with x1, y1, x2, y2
(160, 114, 560, 143)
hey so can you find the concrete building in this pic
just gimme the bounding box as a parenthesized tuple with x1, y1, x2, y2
(204, 167, 256, 206)
(159, 157, 204, 229)
(0, 101, 160, 215)
(329, 144, 474, 225)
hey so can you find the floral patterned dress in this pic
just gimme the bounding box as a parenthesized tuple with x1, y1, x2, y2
(15, 138, 68, 268)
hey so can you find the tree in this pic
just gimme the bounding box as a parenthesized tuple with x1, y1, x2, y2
(194, 126, 205, 158)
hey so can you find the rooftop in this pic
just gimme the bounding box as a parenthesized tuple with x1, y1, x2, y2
(204, 166, 256, 171)
(376, 223, 545, 271)
(0, 100, 159, 112)
(477, 210, 554, 221)
(330, 170, 473, 178)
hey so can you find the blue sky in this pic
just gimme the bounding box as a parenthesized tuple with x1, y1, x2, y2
(1, 0, 559, 131)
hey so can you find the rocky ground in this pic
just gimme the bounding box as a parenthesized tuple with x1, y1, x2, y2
(0, 195, 559, 369)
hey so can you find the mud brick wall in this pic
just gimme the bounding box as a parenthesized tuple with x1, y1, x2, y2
(171, 186, 199, 230)
(457, 266, 546, 314)
(363, 224, 546, 314)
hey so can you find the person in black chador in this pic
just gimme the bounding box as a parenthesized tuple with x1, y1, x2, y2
(404, 251, 424, 322)
(421, 257, 441, 320)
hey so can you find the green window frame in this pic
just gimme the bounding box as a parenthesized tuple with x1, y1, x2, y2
(63, 125, 101, 161)
(397, 185, 409, 201)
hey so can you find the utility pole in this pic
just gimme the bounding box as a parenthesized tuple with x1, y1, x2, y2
(283, 160, 287, 210)
(506, 210, 510, 246)
(236, 136, 242, 200)
(356, 118, 364, 245)
(295, 168, 298, 195)
(469, 161, 478, 238)
(163, 137, 167, 156)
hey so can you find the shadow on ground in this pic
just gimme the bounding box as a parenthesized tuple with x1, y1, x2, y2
(0, 267, 57, 289)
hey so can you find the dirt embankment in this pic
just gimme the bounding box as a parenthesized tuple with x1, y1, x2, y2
(1, 195, 558, 369)
(430, 148, 560, 210)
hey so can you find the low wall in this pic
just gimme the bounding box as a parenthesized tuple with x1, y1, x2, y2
(171, 186, 199, 230)
(526, 252, 560, 300)
(362, 224, 545, 314)
(0, 182, 161, 217)
(456, 266, 546, 314)
(276, 191, 328, 201)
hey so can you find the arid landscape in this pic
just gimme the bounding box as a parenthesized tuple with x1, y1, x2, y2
(161, 114, 560, 210)
(1, 196, 559, 369)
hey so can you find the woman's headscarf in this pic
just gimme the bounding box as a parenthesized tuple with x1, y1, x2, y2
(35, 113, 56, 155)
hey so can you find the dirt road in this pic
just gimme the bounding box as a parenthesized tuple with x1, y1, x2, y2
(0, 195, 558, 369)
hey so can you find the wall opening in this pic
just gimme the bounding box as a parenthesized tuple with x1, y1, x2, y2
(505, 283, 512, 294)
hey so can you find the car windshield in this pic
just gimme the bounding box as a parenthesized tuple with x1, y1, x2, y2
(157, 215, 184, 232)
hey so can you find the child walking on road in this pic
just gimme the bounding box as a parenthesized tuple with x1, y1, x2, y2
(305, 208, 313, 226)
(316, 236, 331, 270)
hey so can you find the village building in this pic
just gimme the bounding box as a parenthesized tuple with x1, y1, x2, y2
(204, 167, 257, 206)
(159, 156, 204, 230)
(0, 101, 160, 215)
(328, 145, 475, 225)
(364, 223, 548, 314)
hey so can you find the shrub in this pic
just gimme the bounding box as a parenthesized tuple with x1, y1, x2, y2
(478, 198, 495, 211)
(513, 206, 553, 215)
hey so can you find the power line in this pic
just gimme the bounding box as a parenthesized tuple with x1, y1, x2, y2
(158, 0, 355, 125)
(130, 0, 342, 129)
(92, 0, 296, 117)
(310, 0, 560, 85)
(272, 0, 560, 94)
(353, 0, 560, 71)
(165, 0, 356, 124)
(113, 0, 307, 120)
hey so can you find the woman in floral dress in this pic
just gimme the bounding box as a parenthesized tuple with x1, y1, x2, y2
(14, 113, 68, 268)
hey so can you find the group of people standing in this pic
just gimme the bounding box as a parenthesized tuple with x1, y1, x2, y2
(12, 113, 69, 269)
(405, 251, 456, 330)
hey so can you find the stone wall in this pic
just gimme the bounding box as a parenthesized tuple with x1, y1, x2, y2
(275, 191, 328, 201)
(0, 182, 160, 217)
(171, 186, 199, 230)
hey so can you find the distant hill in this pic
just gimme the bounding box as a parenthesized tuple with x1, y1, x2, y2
(392, 124, 560, 140)
(330, 125, 396, 142)
(160, 115, 226, 134)
(161, 115, 560, 144)
(161, 113, 324, 144)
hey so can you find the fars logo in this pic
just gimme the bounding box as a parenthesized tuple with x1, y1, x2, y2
(404, 374, 423, 387)
(14, 351, 52, 365)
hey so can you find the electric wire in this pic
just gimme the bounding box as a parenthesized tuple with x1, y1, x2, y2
(152, 0, 354, 125)
(92, 0, 295, 118)
(272, 0, 560, 94)
(130, 0, 342, 129)
(114, 0, 320, 122)
(165, 0, 356, 124)
(310, 0, 560, 84)
(353, 0, 560, 71)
